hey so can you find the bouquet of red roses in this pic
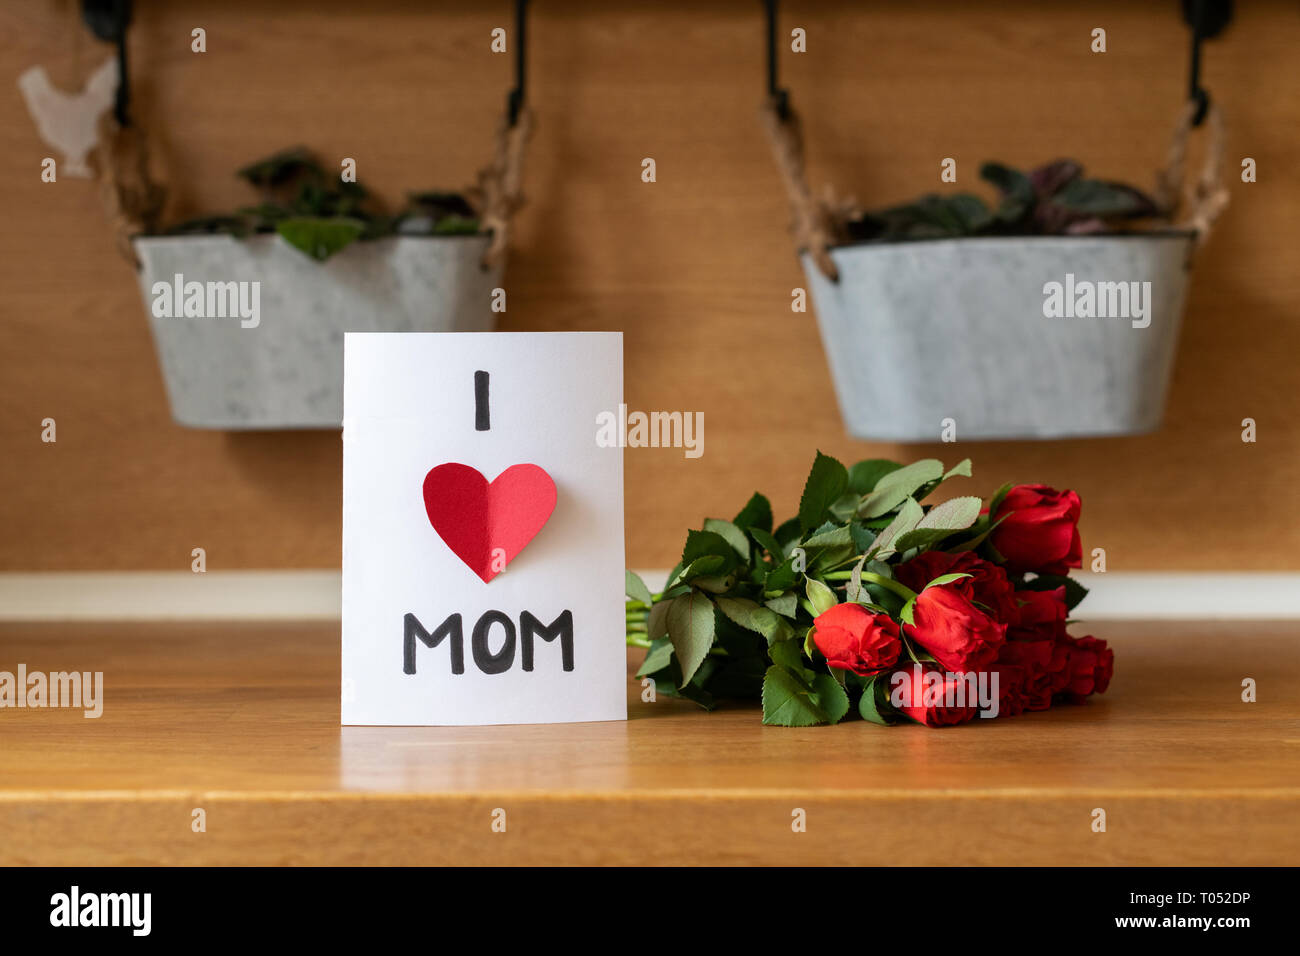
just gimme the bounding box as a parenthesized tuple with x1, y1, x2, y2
(625, 452, 1112, 727)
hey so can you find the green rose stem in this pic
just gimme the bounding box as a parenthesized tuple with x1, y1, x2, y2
(821, 570, 919, 602)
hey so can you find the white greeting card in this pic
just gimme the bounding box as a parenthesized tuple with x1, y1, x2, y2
(341, 331, 627, 725)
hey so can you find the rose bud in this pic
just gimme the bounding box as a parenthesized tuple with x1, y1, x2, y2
(891, 664, 979, 728)
(811, 603, 901, 676)
(991, 484, 1083, 575)
(1062, 634, 1114, 699)
(895, 550, 1018, 624)
(906, 581, 1007, 673)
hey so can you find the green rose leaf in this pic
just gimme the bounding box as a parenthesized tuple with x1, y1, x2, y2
(768, 638, 806, 672)
(733, 493, 773, 534)
(858, 459, 944, 518)
(764, 591, 798, 617)
(625, 569, 654, 606)
(923, 572, 973, 592)
(773, 516, 802, 546)
(646, 600, 670, 640)
(987, 481, 1014, 517)
(761, 664, 851, 726)
(848, 458, 903, 495)
(749, 527, 786, 563)
(682, 529, 740, 566)
(872, 497, 925, 558)
(636, 637, 673, 677)
(703, 518, 751, 562)
(859, 673, 905, 725)
(892, 495, 984, 552)
(765, 556, 800, 592)
(716, 596, 794, 646)
(798, 451, 849, 532)
(667, 591, 716, 687)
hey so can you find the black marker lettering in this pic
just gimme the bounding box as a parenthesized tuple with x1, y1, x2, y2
(472, 610, 516, 674)
(474, 370, 490, 431)
(520, 609, 575, 672)
(404, 612, 465, 674)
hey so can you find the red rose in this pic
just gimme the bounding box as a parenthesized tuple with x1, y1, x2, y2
(1063, 634, 1113, 698)
(896, 550, 1018, 624)
(991, 484, 1082, 575)
(1008, 586, 1067, 643)
(889, 664, 979, 727)
(992, 664, 1026, 718)
(906, 581, 1006, 673)
(811, 603, 901, 676)
(995, 639, 1068, 711)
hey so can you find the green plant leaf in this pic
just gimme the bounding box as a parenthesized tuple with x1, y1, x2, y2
(798, 451, 849, 532)
(892, 495, 983, 552)
(859, 673, 904, 725)
(636, 637, 673, 677)
(761, 664, 850, 726)
(987, 481, 1014, 517)
(924, 572, 973, 590)
(667, 591, 716, 687)
(625, 569, 654, 605)
(733, 492, 773, 534)
(238, 147, 324, 189)
(276, 216, 365, 260)
(848, 459, 903, 495)
(703, 518, 751, 562)
(764, 591, 798, 617)
(768, 638, 806, 672)
(980, 162, 1035, 222)
(765, 556, 800, 592)
(859, 459, 944, 518)
(680, 530, 739, 576)
(773, 516, 802, 545)
(716, 596, 794, 645)
(749, 527, 785, 563)
(646, 600, 670, 640)
(872, 497, 925, 557)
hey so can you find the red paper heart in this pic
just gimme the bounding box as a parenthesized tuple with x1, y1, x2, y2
(422, 463, 557, 583)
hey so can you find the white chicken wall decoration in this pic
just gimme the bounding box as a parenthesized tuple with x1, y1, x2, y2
(18, 57, 118, 178)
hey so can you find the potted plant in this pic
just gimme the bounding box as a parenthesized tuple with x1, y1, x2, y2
(759, 5, 1230, 441)
(133, 147, 512, 429)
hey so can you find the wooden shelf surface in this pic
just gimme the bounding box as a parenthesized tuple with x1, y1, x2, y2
(1, 621, 1297, 865)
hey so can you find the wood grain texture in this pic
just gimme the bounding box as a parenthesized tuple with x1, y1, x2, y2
(0, 620, 1296, 865)
(0, 0, 1297, 571)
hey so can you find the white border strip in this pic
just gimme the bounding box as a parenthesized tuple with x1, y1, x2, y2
(0, 571, 1297, 621)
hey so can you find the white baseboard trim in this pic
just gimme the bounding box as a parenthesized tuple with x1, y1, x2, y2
(0, 570, 1297, 622)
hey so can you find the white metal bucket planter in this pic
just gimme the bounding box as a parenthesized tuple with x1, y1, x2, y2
(800, 232, 1195, 440)
(134, 233, 502, 428)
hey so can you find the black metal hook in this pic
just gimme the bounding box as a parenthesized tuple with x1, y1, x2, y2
(506, 0, 528, 127)
(82, 0, 132, 127)
(1182, 0, 1232, 127)
(765, 0, 790, 119)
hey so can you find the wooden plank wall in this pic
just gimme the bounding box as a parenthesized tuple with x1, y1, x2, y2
(1, 0, 1295, 571)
